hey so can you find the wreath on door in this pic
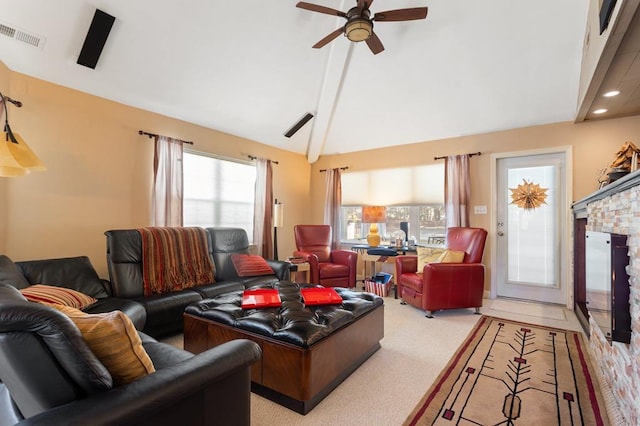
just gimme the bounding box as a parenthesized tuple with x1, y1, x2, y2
(509, 179, 548, 210)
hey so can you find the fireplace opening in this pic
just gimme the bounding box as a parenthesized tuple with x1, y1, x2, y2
(585, 231, 631, 344)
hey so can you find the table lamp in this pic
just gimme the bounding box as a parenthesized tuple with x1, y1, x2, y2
(362, 205, 386, 247)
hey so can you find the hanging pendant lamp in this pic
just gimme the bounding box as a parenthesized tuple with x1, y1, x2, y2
(0, 92, 46, 177)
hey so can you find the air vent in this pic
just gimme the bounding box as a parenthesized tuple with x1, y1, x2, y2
(0, 21, 45, 49)
(0, 23, 16, 38)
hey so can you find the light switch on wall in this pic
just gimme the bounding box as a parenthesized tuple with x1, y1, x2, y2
(474, 205, 488, 214)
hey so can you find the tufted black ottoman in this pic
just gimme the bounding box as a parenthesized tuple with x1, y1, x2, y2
(183, 281, 384, 414)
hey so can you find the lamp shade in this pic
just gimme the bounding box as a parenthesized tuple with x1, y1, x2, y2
(0, 132, 46, 177)
(362, 205, 386, 247)
(362, 205, 387, 223)
(273, 202, 284, 228)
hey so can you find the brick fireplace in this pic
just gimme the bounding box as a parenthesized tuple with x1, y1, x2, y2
(573, 172, 640, 424)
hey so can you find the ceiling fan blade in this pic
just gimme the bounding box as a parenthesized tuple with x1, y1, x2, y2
(296, 2, 347, 18)
(312, 27, 344, 49)
(366, 31, 384, 55)
(373, 7, 428, 22)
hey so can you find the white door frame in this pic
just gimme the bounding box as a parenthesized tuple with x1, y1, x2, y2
(489, 146, 574, 309)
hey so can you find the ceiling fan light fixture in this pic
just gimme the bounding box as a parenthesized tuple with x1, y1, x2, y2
(345, 19, 372, 42)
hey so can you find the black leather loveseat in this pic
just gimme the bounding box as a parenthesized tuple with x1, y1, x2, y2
(0, 254, 147, 329)
(105, 227, 290, 337)
(0, 284, 261, 426)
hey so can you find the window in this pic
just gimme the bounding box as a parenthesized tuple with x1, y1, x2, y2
(340, 165, 445, 245)
(183, 152, 256, 238)
(342, 205, 445, 245)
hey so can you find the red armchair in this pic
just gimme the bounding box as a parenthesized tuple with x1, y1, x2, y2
(395, 227, 487, 318)
(293, 225, 357, 288)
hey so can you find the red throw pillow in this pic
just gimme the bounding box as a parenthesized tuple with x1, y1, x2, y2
(231, 254, 274, 277)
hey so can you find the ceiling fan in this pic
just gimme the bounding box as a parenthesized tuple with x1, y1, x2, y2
(296, 0, 428, 55)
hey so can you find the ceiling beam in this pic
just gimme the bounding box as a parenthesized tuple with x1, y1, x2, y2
(306, 41, 353, 163)
(306, 0, 352, 163)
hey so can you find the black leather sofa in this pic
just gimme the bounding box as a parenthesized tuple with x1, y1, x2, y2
(0, 228, 289, 339)
(105, 227, 290, 337)
(0, 284, 261, 426)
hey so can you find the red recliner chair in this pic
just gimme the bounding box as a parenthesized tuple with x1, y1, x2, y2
(293, 225, 358, 288)
(395, 227, 487, 318)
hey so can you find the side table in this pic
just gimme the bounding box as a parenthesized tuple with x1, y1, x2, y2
(288, 262, 310, 283)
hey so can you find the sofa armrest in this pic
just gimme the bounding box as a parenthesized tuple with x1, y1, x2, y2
(293, 250, 318, 268)
(266, 260, 291, 281)
(423, 263, 485, 295)
(18, 339, 261, 426)
(293, 250, 319, 283)
(423, 262, 485, 275)
(330, 250, 357, 266)
(395, 255, 418, 275)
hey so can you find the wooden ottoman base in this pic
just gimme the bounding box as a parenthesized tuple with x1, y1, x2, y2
(184, 304, 384, 414)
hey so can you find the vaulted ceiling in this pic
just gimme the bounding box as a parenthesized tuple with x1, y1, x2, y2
(1, 1, 633, 163)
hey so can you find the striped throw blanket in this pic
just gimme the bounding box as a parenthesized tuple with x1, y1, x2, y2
(138, 227, 215, 296)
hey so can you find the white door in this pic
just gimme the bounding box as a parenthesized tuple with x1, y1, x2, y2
(495, 152, 567, 304)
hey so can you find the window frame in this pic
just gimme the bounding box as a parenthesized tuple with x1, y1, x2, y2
(182, 150, 256, 239)
(339, 205, 446, 246)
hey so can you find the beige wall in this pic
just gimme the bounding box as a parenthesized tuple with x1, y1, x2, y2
(311, 115, 640, 289)
(0, 61, 10, 250)
(1, 66, 310, 276)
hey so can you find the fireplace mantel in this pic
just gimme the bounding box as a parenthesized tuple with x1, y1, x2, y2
(573, 169, 640, 216)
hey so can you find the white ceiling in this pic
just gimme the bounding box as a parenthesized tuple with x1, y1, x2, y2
(0, 0, 590, 162)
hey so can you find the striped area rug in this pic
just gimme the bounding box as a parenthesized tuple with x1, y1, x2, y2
(404, 316, 609, 425)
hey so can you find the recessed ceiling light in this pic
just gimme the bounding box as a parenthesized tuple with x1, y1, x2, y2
(603, 90, 620, 97)
(593, 108, 608, 114)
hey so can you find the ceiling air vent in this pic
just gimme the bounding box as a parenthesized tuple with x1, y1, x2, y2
(0, 21, 45, 49)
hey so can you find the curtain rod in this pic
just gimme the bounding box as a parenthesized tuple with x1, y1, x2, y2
(247, 155, 279, 165)
(319, 166, 349, 172)
(434, 151, 481, 160)
(138, 130, 194, 145)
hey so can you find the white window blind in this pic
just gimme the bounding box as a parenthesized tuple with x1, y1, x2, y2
(183, 152, 256, 237)
(341, 164, 444, 206)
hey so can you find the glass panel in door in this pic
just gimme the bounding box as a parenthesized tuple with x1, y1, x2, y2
(496, 153, 566, 304)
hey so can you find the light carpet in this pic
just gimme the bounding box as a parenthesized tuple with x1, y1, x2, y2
(404, 316, 609, 425)
(162, 297, 619, 425)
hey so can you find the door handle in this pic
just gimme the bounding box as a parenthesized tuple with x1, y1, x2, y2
(497, 231, 504, 237)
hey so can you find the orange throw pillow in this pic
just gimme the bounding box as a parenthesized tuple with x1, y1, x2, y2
(50, 304, 155, 385)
